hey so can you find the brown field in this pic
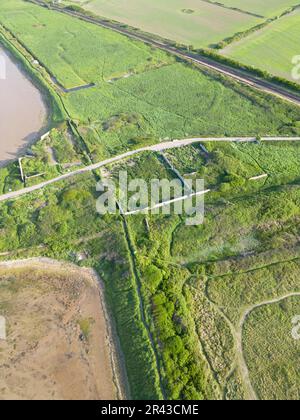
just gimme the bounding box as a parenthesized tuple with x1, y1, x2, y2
(0, 259, 123, 400)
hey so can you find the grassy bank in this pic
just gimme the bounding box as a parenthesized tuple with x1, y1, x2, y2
(0, 28, 66, 125)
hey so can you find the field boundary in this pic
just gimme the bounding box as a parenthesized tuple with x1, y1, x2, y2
(199, 0, 265, 18)
(121, 218, 166, 398)
(27, 0, 300, 105)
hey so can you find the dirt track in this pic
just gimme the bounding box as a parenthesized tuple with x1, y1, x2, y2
(236, 292, 300, 400)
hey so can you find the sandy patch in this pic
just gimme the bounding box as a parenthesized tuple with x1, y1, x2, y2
(0, 259, 124, 400)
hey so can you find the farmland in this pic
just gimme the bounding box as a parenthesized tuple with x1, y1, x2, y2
(1, 0, 300, 166)
(220, 0, 299, 18)
(63, 0, 263, 48)
(222, 9, 300, 83)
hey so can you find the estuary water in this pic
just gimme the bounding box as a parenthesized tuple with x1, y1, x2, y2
(0, 47, 47, 166)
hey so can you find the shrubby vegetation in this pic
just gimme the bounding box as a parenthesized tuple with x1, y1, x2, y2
(126, 215, 218, 399)
(0, 173, 163, 399)
(1, 135, 300, 399)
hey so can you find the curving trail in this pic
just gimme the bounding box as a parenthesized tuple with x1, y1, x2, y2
(1, 136, 300, 203)
(236, 292, 300, 400)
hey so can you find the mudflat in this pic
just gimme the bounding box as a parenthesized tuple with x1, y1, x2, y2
(0, 48, 46, 166)
(0, 260, 120, 400)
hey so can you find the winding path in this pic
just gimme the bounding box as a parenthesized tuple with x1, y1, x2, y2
(236, 292, 300, 400)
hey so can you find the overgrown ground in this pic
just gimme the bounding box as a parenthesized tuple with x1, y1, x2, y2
(1, 0, 300, 198)
(1, 140, 300, 399)
(243, 296, 300, 400)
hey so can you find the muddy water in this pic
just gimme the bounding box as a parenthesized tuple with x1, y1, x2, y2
(0, 47, 47, 166)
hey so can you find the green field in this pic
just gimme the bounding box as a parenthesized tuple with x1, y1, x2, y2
(220, 0, 299, 17)
(2, 0, 300, 164)
(64, 0, 263, 47)
(222, 10, 300, 83)
(244, 296, 300, 400)
(0, 0, 170, 89)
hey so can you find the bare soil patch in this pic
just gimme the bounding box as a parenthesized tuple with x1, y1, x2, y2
(0, 259, 122, 400)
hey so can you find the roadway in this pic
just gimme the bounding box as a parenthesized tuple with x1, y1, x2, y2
(1, 136, 299, 203)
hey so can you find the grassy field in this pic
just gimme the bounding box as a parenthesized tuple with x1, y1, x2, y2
(222, 10, 300, 83)
(64, 0, 263, 47)
(97, 143, 300, 399)
(243, 296, 300, 400)
(66, 62, 300, 159)
(220, 0, 299, 17)
(0, 171, 163, 400)
(1, 0, 300, 164)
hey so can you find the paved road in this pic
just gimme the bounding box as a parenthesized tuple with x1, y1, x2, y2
(30, 0, 300, 107)
(1, 136, 300, 203)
